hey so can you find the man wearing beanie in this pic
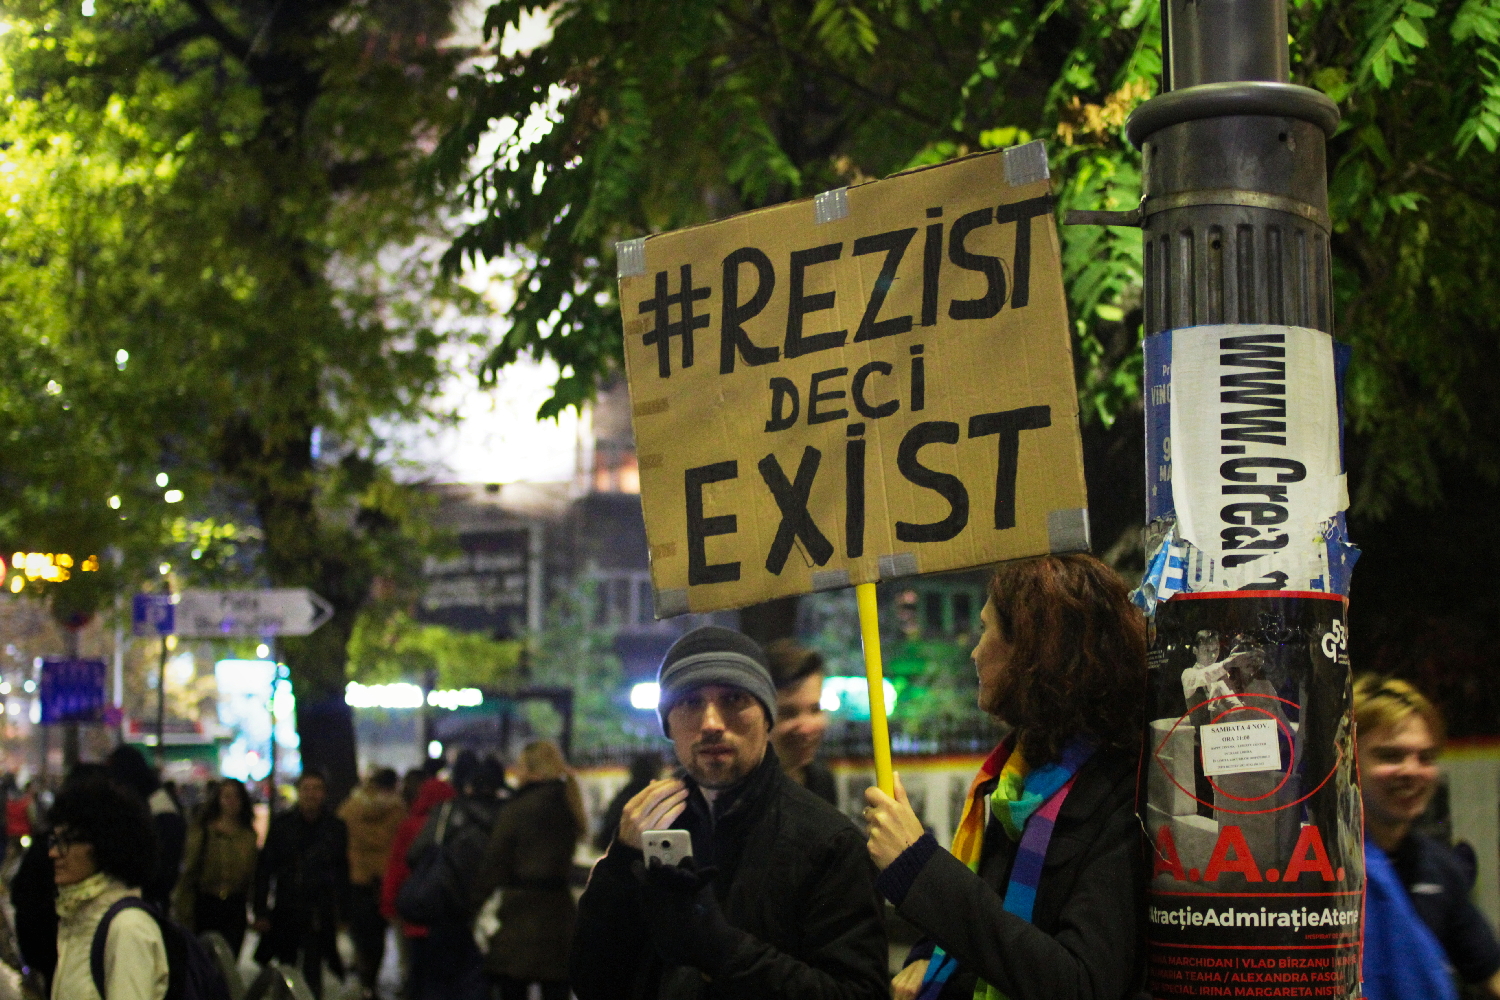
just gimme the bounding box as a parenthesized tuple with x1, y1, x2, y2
(570, 626, 888, 1000)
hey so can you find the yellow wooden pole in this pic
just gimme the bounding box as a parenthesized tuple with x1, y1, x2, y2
(855, 582, 895, 795)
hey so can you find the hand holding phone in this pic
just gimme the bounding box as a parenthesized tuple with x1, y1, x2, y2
(642, 829, 693, 868)
(620, 778, 688, 849)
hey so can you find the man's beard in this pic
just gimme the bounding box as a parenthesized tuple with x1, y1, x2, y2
(690, 739, 763, 790)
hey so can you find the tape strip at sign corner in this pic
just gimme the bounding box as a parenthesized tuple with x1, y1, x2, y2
(877, 552, 920, 581)
(654, 587, 690, 619)
(813, 187, 850, 225)
(616, 237, 647, 279)
(1003, 140, 1051, 187)
(1047, 507, 1091, 554)
(811, 568, 851, 592)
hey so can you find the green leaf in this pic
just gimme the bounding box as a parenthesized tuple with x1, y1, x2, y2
(1315, 66, 1354, 102)
(1393, 15, 1429, 46)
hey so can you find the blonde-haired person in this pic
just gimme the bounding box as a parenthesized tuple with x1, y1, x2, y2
(1354, 674, 1500, 1000)
(473, 741, 585, 1000)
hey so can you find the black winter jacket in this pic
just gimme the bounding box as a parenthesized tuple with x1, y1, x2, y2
(253, 807, 350, 921)
(879, 747, 1146, 1000)
(570, 748, 888, 1000)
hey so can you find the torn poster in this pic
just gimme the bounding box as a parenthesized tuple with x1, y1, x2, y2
(1167, 325, 1347, 592)
(1142, 591, 1361, 999)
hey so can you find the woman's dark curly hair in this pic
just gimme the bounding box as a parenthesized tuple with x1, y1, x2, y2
(49, 777, 158, 889)
(984, 554, 1147, 764)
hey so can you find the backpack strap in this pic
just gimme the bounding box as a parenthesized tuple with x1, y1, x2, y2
(90, 897, 153, 999)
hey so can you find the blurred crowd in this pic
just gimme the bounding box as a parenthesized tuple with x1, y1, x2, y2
(0, 556, 1494, 1000)
(0, 629, 850, 1000)
(0, 738, 588, 1000)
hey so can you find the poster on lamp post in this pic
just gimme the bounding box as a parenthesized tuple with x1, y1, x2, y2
(1142, 591, 1361, 999)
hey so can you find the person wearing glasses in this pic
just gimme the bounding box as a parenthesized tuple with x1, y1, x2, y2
(48, 775, 168, 1000)
(570, 625, 889, 1000)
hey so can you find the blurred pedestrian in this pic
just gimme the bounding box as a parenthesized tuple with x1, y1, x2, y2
(864, 554, 1148, 1000)
(1355, 675, 1500, 1000)
(570, 625, 889, 1000)
(400, 768, 424, 809)
(381, 774, 454, 1000)
(765, 638, 837, 805)
(173, 777, 257, 956)
(253, 769, 349, 1000)
(339, 767, 405, 999)
(106, 745, 186, 909)
(592, 752, 662, 853)
(400, 753, 502, 1000)
(475, 741, 584, 1000)
(48, 775, 168, 1000)
(13, 763, 109, 991)
(6, 776, 34, 869)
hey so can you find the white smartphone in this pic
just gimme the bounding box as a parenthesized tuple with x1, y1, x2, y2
(642, 829, 693, 868)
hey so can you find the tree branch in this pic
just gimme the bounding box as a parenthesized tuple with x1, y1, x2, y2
(180, 0, 251, 62)
(147, 22, 211, 61)
(716, 7, 948, 134)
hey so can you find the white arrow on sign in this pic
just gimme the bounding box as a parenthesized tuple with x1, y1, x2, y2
(175, 588, 334, 638)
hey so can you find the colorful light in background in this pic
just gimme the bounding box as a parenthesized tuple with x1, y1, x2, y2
(214, 658, 298, 783)
(625, 677, 896, 718)
(8, 552, 101, 586)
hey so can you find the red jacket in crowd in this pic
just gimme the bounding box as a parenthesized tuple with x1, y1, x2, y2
(380, 777, 455, 938)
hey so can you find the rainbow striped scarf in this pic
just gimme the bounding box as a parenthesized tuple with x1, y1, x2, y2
(917, 734, 1097, 1000)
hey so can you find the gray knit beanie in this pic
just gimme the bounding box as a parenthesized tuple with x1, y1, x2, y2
(657, 626, 777, 736)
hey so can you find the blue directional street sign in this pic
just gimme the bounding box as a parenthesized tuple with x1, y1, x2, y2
(39, 659, 107, 724)
(132, 593, 175, 636)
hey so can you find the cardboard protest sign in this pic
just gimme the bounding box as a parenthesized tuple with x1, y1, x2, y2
(618, 142, 1089, 617)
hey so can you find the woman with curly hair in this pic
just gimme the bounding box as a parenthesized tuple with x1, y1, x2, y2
(865, 553, 1148, 1000)
(48, 775, 168, 1000)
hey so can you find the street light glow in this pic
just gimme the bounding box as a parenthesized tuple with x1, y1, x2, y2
(156, 472, 169, 487)
(629, 682, 660, 710)
(427, 688, 483, 710)
(164, 489, 184, 503)
(344, 681, 483, 711)
(820, 677, 898, 718)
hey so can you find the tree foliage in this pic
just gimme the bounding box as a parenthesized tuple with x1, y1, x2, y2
(1293, 0, 1500, 514)
(435, 0, 1157, 428)
(0, 0, 480, 788)
(439, 0, 1500, 524)
(347, 608, 523, 690)
(524, 580, 647, 757)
